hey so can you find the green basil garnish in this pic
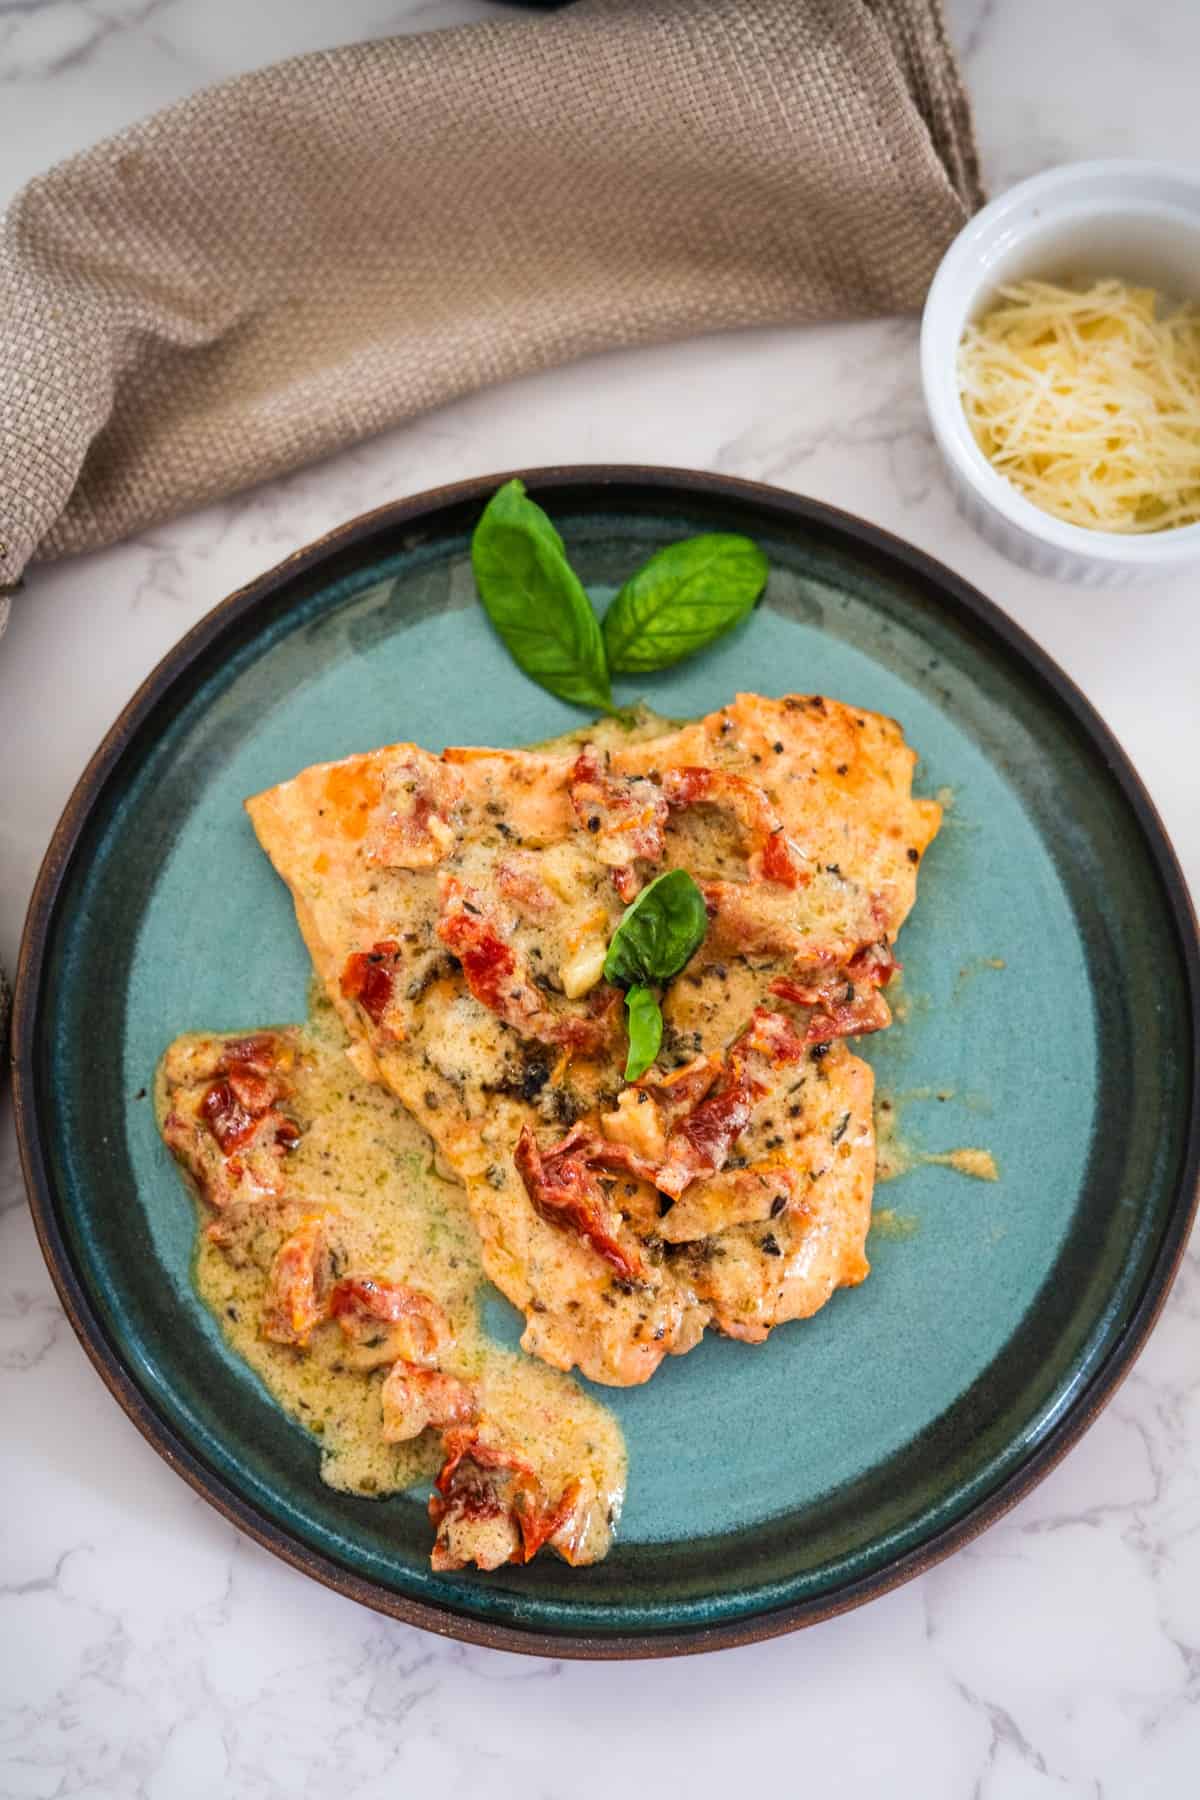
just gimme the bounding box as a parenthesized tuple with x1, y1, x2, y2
(604, 870, 708, 1082)
(623, 983, 663, 1082)
(604, 868, 709, 988)
(471, 485, 770, 702)
(471, 478, 614, 713)
(601, 534, 768, 674)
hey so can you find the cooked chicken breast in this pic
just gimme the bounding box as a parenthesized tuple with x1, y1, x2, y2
(244, 695, 939, 1386)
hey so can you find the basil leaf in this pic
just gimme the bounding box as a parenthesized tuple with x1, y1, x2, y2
(604, 869, 708, 988)
(602, 533, 768, 673)
(472, 479, 614, 712)
(623, 984, 663, 1082)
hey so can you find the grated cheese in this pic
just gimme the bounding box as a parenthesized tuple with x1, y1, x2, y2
(957, 277, 1200, 533)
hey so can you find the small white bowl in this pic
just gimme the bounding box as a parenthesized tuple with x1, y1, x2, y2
(921, 159, 1200, 585)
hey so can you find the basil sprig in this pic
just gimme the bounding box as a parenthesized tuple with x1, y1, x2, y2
(602, 534, 768, 673)
(471, 479, 614, 713)
(622, 984, 664, 1084)
(604, 870, 709, 1081)
(471, 483, 768, 707)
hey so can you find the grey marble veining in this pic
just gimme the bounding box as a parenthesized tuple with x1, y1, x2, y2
(2, 3, 1200, 1795)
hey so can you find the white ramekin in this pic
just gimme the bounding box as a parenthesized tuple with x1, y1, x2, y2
(921, 160, 1200, 585)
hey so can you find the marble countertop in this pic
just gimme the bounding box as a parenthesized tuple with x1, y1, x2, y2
(3, 2, 1200, 1793)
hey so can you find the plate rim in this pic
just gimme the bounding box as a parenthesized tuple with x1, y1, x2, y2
(12, 464, 1200, 1660)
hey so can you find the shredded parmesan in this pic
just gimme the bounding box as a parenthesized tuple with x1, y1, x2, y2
(958, 278, 1200, 533)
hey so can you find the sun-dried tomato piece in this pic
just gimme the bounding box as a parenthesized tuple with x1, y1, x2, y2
(656, 1082, 757, 1201)
(849, 942, 900, 988)
(340, 940, 400, 1025)
(798, 992, 891, 1043)
(519, 1477, 586, 1562)
(428, 1429, 588, 1571)
(759, 830, 802, 888)
(329, 1277, 453, 1366)
(196, 1031, 299, 1161)
(199, 1079, 258, 1153)
(219, 1034, 281, 1077)
(380, 1364, 476, 1442)
(770, 941, 898, 1042)
(437, 880, 614, 1055)
(260, 1216, 331, 1346)
(655, 1008, 805, 1199)
(224, 1064, 280, 1114)
(739, 1007, 808, 1065)
(436, 905, 516, 1013)
(661, 766, 807, 888)
(514, 1126, 649, 1285)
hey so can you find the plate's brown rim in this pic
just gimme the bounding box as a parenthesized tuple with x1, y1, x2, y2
(11, 465, 1200, 1661)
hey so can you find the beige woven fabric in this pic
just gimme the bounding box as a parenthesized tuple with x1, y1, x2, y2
(0, 0, 980, 590)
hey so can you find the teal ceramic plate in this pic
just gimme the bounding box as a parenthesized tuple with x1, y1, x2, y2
(14, 469, 1199, 1658)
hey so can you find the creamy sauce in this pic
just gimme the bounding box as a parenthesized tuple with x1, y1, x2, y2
(161, 989, 626, 1525)
(875, 1088, 999, 1186)
(870, 1208, 920, 1240)
(924, 1147, 1000, 1182)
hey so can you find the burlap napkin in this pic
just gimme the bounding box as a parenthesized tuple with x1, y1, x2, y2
(0, 0, 981, 598)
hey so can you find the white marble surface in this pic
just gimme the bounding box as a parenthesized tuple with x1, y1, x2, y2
(3, 0, 1200, 1792)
